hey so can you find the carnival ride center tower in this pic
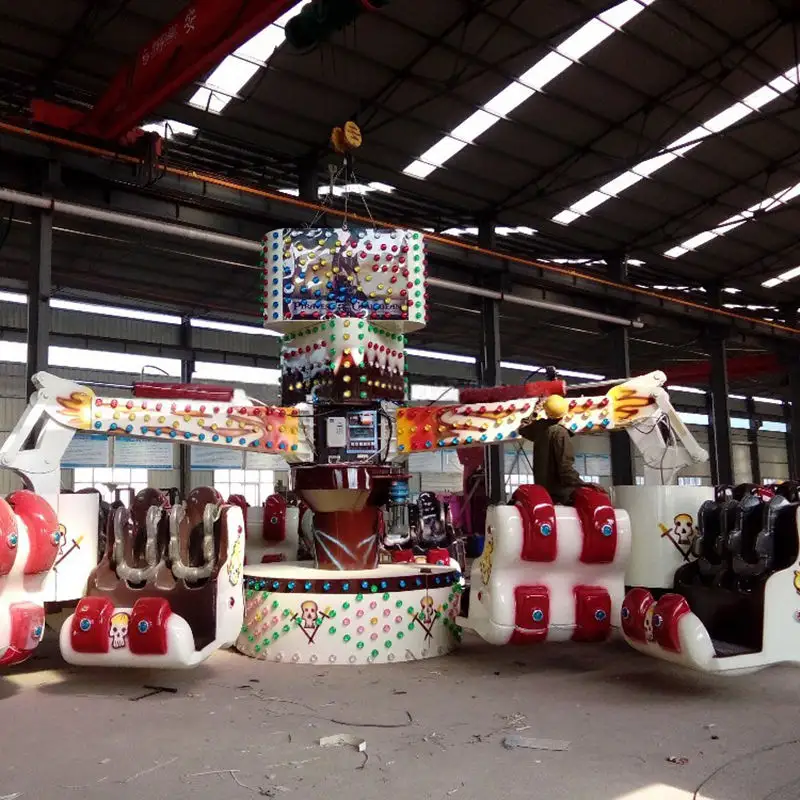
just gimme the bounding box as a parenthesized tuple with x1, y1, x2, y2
(261, 226, 427, 570)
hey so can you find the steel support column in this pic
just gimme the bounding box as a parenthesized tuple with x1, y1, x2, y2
(705, 391, 718, 483)
(26, 162, 58, 395)
(178, 317, 195, 497)
(607, 255, 634, 485)
(478, 219, 503, 504)
(787, 362, 800, 481)
(297, 155, 318, 202)
(708, 333, 733, 485)
(746, 396, 761, 485)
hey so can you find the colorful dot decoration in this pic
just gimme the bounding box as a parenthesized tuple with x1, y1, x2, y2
(260, 227, 428, 329)
(88, 395, 307, 457)
(239, 581, 463, 661)
(245, 573, 459, 595)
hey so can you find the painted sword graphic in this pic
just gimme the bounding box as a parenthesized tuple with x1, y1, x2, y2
(55, 534, 84, 567)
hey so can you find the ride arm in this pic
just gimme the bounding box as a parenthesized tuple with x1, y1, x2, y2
(1, 372, 314, 497)
(625, 387, 708, 486)
(397, 370, 708, 486)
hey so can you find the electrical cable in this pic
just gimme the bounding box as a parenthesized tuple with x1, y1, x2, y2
(378, 406, 394, 464)
(423, 385, 461, 407)
(631, 411, 676, 484)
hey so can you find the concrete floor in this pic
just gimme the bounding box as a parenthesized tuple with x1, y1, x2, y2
(2, 633, 800, 800)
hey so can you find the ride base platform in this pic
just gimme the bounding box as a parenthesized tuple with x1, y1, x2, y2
(237, 562, 462, 665)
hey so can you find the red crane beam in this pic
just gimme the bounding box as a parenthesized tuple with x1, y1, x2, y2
(664, 354, 782, 386)
(458, 380, 566, 405)
(33, 0, 302, 141)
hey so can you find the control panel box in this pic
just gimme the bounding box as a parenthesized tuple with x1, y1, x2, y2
(315, 404, 384, 464)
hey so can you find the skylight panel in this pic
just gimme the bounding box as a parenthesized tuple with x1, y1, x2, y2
(442, 227, 479, 236)
(441, 226, 536, 237)
(319, 182, 395, 197)
(402, 0, 655, 180)
(553, 62, 800, 225)
(496, 225, 537, 236)
(140, 119, 197, 139)
(189, 87, 233, 114)
(203, 58, 260, 98)
(189, 0, 311, 115)
(279, 181, 395, 198)
(517, 52, 572, 92)
(634, 284, 706, 293)
(664, 178, 800, 259)
(762, 264, 800, 288)
(483, 83, 536, 117)
(722, 303, 778, 311)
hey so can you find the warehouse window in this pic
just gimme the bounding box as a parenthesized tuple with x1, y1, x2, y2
(213, 469, 275, 506)
(762, 421, 788, 433)
(410, 385, 459, 402)
(677, 476, 705, 487)
(505, 474, 530, 492)
(73, 467, 149, 505)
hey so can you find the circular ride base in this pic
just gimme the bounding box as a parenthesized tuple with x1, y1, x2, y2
(237, 563, 463, 665)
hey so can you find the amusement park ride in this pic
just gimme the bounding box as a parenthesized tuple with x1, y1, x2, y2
(0, 224, 798, 676)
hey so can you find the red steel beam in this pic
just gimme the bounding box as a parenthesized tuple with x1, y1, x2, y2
(665, 354, 781, 386)
(76, 0, 302, 140)
(458, 380, 566, 405)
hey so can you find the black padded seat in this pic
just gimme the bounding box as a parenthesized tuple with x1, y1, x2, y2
(674, 489, 766, 652)
(416, 492, 448, 549)
(775, 482, 800, 502)
(733, 497, 799, 581)
(726, 494, 767, 581)
(732, 483, 759, 501)
(675, 492, 800, 655)
(674, 499, 719, 588)
(676, 498, 742, 588)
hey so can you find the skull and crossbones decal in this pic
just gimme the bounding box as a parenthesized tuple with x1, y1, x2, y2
(413, 595, 438, 642)
(643, 603, 656, 643)
(292, 601, 332, 644)
(109, 612, 130, 649)
(659, 513, 698, 560)
(478, 528, 495, 585)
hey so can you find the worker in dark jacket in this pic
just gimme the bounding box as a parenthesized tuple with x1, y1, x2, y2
(518, 395, 590, 505)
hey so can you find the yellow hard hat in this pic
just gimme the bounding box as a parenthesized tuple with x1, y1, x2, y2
(543, 394, 569, 420)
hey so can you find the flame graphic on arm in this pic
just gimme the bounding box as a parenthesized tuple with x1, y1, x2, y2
(609, 387, 655, 423)
(56, 391, 95, 430)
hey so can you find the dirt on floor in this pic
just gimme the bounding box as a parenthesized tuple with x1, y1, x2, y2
(2, 633, 800, 800)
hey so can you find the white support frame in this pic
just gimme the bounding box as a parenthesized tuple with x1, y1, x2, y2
(627, 386, 709, 485)
(0, 373, 82, 502)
